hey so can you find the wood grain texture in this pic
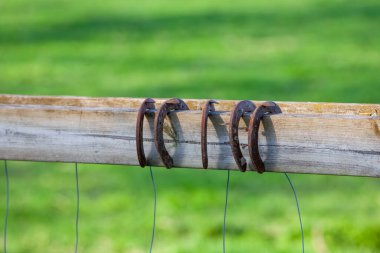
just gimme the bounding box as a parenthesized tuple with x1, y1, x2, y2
(1, 94, 380, 116)
(0, 94, 379, 177)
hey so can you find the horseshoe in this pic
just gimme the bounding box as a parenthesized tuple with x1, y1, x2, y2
(154, 98, 189, 168)
(201, 100, 218, 169)
(136, 98, 156, 167)
(229, 100, 256, 172)
(248, 101, 280, 173)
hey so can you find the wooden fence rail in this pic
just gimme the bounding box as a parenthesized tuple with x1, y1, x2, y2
(0, 94, 379, 177)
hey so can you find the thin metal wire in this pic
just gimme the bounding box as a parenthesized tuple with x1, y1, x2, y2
(284, 173, 304, 253)
(3, 160, 9, 253)
(149, 166, 156, 253)
(223, 169, 230, 253)
(75, 163, 79, 253)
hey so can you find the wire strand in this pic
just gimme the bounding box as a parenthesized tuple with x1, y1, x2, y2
(223, 169, 230, 253)
(75, 163, 79, 253)
(149, 166, 156, 253)
(284, 173, 304, 253)
(3, 160, 9, 253)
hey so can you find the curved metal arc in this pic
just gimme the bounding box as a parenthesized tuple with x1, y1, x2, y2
(154, 98, 189, 168)
(248, 101, 280, 173)
(136, 98, 156, 167)
(201, 100, 218, 169)
(228, 100, 256, 172)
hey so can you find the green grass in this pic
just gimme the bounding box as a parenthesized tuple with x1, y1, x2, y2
(0, 0, 380, 252)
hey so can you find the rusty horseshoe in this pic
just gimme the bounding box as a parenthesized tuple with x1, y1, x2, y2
(154, 98, 189, 168)
(229, 100, 256, 172)
(136, 98, 156, 167)
(248, 101, 280, 173)
(201, 100, 218, 169)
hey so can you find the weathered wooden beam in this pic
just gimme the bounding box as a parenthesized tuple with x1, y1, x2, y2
(0, 94, 379, 177)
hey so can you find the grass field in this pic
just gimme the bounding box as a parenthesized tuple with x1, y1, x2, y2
(1, 0, 380, 252)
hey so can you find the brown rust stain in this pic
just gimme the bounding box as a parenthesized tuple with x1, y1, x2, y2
(371, 119, 380, 137)
(163, 121, 177, 140)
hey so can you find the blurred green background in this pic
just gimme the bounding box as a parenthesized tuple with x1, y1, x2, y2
(0, 0, 380, 252)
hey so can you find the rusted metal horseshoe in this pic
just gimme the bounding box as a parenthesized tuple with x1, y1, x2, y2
(201, 100, 218, 169)
(248, 101, 281, 173)
(154, 98, 189, 168)
(136, 98, 156, 167)
(229, 100, 256, 172)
